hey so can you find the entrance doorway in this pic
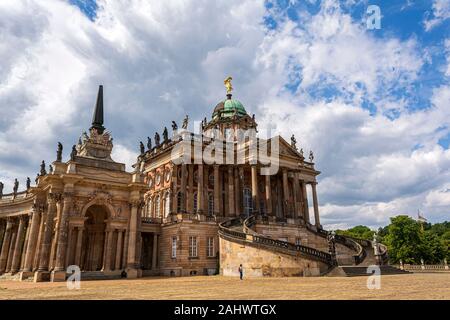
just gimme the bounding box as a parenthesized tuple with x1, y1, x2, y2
(81, 205, 108, 271)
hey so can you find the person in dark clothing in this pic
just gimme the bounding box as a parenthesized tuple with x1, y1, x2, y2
(121, 270, 127, 278)
(238, 264, 243, 280)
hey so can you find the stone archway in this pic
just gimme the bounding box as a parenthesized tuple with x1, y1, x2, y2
(81, 205, 109, 271)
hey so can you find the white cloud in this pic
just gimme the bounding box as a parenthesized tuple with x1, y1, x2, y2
(424, 0, 450, 31)
(0, 0, 448, 228)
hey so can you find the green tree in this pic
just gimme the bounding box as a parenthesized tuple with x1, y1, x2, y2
(385, 215, 422, 264)
(420, 232, 446, 264)
(336, 225, 375, 240)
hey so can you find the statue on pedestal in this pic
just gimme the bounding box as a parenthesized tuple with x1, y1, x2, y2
(70, 145, 77, 161)
(49, 164, 53, 174)
(172, 121, 178, 131)
(155, 132, 160, 147)
(309, 150, 314, 162)
(147, 137, 152, 150)
(182, 115, 189, 129)
(40, 160, 47, 176)
(0, 181, 3, 198)
(163, 127, 168, 142)
(35, 173, 39, 185)
(13, 178, 19, 195)
(139, 141, 145, 155)
(26, 177, 31, 190)
(291, 134, 297, 150)
(327, 230, 336, 261)
(56, 142, 63, 162)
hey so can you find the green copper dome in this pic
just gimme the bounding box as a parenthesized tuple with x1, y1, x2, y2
(212, 95, 247, 119)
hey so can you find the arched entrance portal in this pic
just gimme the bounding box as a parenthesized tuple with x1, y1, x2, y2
(81, 205, 109, 271)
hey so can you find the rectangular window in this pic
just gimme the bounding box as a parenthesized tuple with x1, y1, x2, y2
(189, 236, 198, 257)
(295, 237, 301, 246)
(171, 236, 177, 258)
(207, 237, 215, 257)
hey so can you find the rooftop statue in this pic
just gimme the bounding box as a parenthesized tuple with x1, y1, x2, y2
(300, 148, 304, 158)
(140, 141, 145, 155)
(163, 127, 168, 142)
(26, 177, 31, 190)
(0, 181, 3, 197)
(172, 121, 178, 131)
(56, 142, 63, 162)
(147, 137, 152, 150)
(224, 76, 233, 94)
(40, 160, 47, 176)
(291, 134, 297, 150)
(70, 145, 77, 161)
(309, 150, 314, 162)
(182, 115, 189, 129)
(49, 164, 53, 173)
(13, 178, 19, 195)
(155, 132, 161, 147)
(35, 173, 39, 185)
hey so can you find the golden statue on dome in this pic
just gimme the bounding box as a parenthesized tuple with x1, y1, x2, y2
(224, 76, 233, 94)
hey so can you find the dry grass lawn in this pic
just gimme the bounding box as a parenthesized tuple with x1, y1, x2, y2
(0, 273, 448, 300)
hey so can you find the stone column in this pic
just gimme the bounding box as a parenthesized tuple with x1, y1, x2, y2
(171, 167, 178, 214)
(197, 164, 204, 214)
(301, 181, 310, 223)
(0, 221, 5, 250)
(228, 167, 235, 216)
(65, 227, 74, 267)
(265, 175, 272, 216)
(35, 193, 58, 281)
(180, 163, 187, 213)
(115, 230, 123, 270)
(20, 217, 31, 272)
(282, 169, 289, 217)
(6, 230, 17, 273)
(151, 233, 158, 270)
(32, 210, 47, 271)
(213, 165, 220, 216)
(0, 219, 14, 273)
(74, 227, 84, 267)
(11, 216, 26, 273)
(126, 199, 141, 278)
(104, 228, 114, 271)
(234, 168, 240, 215)
(52, 192, 73, 278)
(292, 173, 300, 219)
(187, 165, 194, 213)
(251, 166, 259, 215)
(311, 182, 321, 228)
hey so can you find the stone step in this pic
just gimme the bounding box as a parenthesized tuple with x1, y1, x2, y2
(80, 272, 122, 281)
(329, 265, 412, 277)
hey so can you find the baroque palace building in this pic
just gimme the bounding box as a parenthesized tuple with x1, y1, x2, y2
(0, 81, 389, 282)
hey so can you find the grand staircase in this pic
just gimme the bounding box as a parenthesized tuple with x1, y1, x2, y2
(219, 215, 408, 277)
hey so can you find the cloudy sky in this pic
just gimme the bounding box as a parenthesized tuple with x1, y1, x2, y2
(0, 0, 449, 229)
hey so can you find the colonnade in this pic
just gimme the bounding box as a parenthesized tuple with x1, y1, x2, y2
(144, 164, 321, 227)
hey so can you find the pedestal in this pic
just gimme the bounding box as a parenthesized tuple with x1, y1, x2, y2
(126, 268, 142, 279)
(33, 271, 50, 282)
(50, 270, 67, 282)
(19, 271, 34, 281)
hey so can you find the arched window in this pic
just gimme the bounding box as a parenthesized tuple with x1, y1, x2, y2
(165, 192, 171, 217)
(243, 188, 252, 216)
(208, 192, 214, 216)
(193, 191, 198, 213)
(177, 192, 182, 213)
(155, 195, 161, 218)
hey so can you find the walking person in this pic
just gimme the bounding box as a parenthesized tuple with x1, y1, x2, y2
(238, 264, 243, 280)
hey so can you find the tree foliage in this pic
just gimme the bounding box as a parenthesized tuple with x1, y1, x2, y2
(337, 216, 449, 264)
